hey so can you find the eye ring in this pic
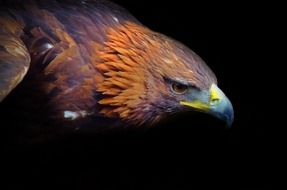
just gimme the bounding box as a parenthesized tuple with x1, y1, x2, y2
(171, 83, 188, 94)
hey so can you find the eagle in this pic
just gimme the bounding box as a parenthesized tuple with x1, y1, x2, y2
(0, 0, 233, 132)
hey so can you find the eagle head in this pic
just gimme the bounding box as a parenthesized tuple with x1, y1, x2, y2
(96, 23, 233, 127)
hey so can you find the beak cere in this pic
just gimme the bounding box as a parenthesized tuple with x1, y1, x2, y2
(180, 83, 234, 127)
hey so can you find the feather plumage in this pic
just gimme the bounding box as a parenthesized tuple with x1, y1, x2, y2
(0, 0, 231, 133)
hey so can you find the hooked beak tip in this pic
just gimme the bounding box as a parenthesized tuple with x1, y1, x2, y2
(209, 84, 234, 127)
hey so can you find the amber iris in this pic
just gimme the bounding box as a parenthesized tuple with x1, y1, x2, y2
(171, 83, 188, 94)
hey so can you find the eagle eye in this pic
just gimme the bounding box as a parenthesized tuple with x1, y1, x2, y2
(171, 82, 188, 94)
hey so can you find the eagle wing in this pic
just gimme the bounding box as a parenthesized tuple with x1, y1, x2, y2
(0, 16, 30, 102)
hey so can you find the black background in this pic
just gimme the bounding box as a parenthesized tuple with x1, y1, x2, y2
(1, 0, 282, 189)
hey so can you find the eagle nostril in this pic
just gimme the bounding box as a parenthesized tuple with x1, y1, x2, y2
(211, 98, 220, 103)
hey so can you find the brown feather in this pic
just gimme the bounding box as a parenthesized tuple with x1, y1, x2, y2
(0, 0, 217, 128)
(0, 16, 30, 102)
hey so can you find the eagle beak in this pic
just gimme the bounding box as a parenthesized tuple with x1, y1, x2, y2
(180, 84, 234, 127)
